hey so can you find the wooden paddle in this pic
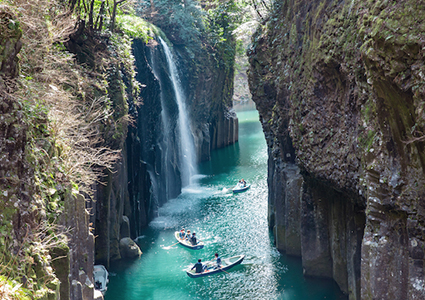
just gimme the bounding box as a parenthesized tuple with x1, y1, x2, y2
(218, 267, 230, 275)
(165, 241, 180, 248)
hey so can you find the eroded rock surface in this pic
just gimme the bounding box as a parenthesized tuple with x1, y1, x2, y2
(248, 0, 425, 299)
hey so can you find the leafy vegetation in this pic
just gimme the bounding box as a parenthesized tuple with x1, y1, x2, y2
(115, 15, 158, 41)
(0, 0, 141, 297)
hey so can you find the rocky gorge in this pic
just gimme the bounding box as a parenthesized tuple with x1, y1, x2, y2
(4, 0, 425, 298)
(248, 0, 425, 299)
(0, 1, 238, 299)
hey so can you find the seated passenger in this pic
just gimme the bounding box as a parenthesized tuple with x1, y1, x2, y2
(179, 229, 185, 239)
(185, 230, 191, 241)
(214, 253, 221, 269)
(190, 232, 197, 245)
(191, 259, 206, 273)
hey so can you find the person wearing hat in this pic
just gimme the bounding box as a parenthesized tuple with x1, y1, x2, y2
(190, 232, 198, 245)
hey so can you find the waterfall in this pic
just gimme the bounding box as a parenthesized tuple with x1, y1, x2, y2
(159, 37, 198, 187)
(149, 49, 173, 203)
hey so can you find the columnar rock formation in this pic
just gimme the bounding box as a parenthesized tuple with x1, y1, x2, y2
(248, 0, 425, 299)
(1, 9, 96, 300)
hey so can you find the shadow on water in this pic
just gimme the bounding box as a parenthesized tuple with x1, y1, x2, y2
(105, 107, 347, 300)
(200, 143, 240, 176)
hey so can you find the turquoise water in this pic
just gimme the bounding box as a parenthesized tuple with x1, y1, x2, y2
(105, 107, 347, 300)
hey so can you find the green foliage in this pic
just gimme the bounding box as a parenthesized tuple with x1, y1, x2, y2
(138, 0, 205, 49)
(0, 276, 32, 300)
(205, 0, 241, 43)
(115, 15, 157, 41)
(203, 0, 241, 70)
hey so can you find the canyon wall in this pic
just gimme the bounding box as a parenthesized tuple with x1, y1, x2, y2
(248, 0, 425, 299)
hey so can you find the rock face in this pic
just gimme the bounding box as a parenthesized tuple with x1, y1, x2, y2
(0, 8, 22, 83)
(248, 0, 425, 299)
(1, 10, 97, 300)
(119, 237, 142, 259)
(60, 192, 95, 300)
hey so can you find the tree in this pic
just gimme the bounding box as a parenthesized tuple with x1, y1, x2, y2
(110, 0, 127, 31)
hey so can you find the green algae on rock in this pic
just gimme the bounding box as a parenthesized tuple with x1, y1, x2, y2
(248, 0, 425, 299)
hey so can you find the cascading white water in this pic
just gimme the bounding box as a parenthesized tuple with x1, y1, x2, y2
(159, 37, 198, 187)
(149, 48, 172, 202)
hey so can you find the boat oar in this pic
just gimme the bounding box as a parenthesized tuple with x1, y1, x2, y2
(165, 241, 180, 248)
(218, 268, 230, 275)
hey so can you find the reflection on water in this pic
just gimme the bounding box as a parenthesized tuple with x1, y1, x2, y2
(105, 109, 346, 300)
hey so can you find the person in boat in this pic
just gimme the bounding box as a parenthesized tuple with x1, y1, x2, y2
(185, 230, 192, 241)
(179, 229, 186, 239)
(190, 232, 198, 245)
(241, 179, 246, 187)
(95, 281, 102, 290)
(191, 259, 206, 273)
(213, 253, 222, 269)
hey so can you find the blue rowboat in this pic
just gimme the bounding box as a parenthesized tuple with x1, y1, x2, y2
(186, 255, 245, 278)
(232, 184, 251, 193)
(174, 231, 204, 250)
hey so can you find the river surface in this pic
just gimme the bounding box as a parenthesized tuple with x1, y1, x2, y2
(105, 104, 347, 300)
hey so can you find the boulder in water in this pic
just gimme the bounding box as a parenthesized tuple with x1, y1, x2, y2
(119, 238, 142, 259)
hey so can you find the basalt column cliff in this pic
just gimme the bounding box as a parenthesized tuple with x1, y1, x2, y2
(248, 0, 425, 299)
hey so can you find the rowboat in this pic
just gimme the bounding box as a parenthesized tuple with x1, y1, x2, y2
(232, 184, 251, 193)
(174, 231, 204, 250)
(186, 255, 245, 278)
(93, 265, 109, 295)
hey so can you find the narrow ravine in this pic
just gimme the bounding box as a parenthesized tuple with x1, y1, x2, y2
(105, 104, 346, 300)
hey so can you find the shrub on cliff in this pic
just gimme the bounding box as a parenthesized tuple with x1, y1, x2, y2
(137, 0, 205, 47)
(1, 0, 139, 298)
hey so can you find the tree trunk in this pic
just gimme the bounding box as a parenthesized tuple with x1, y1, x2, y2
(110, 0, 125, 32)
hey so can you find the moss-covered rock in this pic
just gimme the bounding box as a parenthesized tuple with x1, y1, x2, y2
(50, 244, 70, 300)
(0, 7, 22, 80)
(119, 237, 142, 259)
(248, 0, 425, 299)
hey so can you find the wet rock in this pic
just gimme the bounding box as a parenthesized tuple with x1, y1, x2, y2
(119, 237, 142, 259)
(120, 215, 131, 239)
